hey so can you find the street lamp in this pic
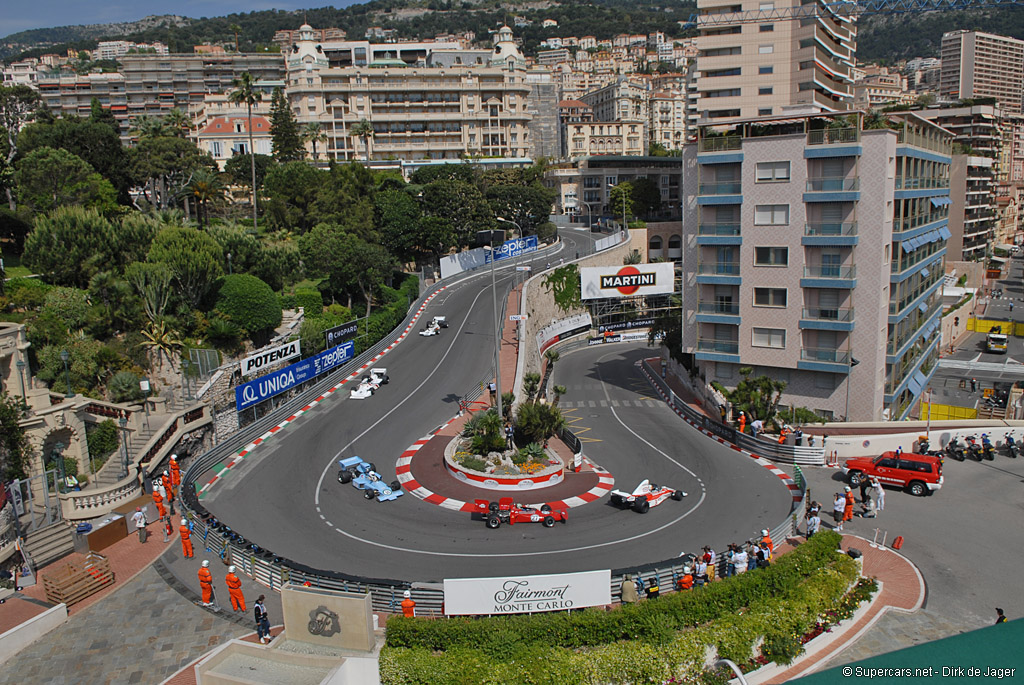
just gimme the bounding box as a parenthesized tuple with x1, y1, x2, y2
(496, 216, 523, 289)
(843, 355, 861, 422)
(60, 349, 73, 398)
(227, 252, 233, 275)
(140, 378, 151, 427)
(119, 416, 130, 480)
(15, 358, 27, 406)
(924, 386, 933, 441)
(485, 241, 503, 422)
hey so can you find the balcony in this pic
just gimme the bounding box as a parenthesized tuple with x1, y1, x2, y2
(895, 177, 949, 190)
(801, 264, 856, 288)
(696, 301, 741, 324)
(800, 306, 855, 331)
(698, 136, 741, 152)
(696, 338, 740, 361)
(806, 177, 859, 192)
(696, 261, 741, 285)
(803, 222, 858, 246)
(698, 181, 742, 195)
(798, 346, 851, 372)
(697, 223, 741, 245)
(807, 128, 859, 145)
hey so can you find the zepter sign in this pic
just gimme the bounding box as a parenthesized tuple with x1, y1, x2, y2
(580, 263, 676, 300)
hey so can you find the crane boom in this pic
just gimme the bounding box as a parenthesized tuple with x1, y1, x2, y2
(687, 0, 1024, 28)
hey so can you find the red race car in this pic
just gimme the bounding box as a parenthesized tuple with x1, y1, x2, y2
(473, 498, 568, 528)
(609, 479, 687, 513)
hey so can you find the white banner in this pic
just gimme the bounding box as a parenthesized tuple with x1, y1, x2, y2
(443, 569, 611, 615)
(536, 312, 593, 353)
(580, 262, 676, 300)
(240, 340, 301, 377)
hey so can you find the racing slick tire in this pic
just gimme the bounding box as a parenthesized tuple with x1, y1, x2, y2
(540, 504, 552, 513)
(488, 501, 500, 513)
(338, 469, 352, 484)
(672, 490, 685, 501)
(543, 516, 555, 528)
(390, 480, 402, 491)
(633, 499, 650, 514)
(366, 462, 377, 473)
(609, 494, 625, 507)
(364, 489, 376, 500)
(486, 516, 501, 529)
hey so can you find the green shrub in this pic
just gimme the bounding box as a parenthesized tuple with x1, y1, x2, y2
(535, 221, 557, 244)
(279, 293, 296, 310)
(515, 401, 565, 445)
(86, 419, 120, 463)
(294, 287, 323, 315)
(108, 370, 143, 403)
(458, 456, 488, 472)
(6, 277, 54, 310)
(210, 274, 282, 344)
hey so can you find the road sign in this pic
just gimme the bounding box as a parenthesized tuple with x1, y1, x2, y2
(509, 315, 528, 321)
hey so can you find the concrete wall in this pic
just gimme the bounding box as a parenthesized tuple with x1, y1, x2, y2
(0, 603, 68, 666)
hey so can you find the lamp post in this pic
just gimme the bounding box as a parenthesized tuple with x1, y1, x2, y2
(140, 378, 151, 428)
(843, 355, 861, 422)
(924, 386, 933, 441)
(60, 349, 73, 398)
(119, 416, 130, 480)
(485, 242, 503, 422)
(227, 252, 233, 275)
(16, 358, 27, 406)
(496, 216, 523, 289)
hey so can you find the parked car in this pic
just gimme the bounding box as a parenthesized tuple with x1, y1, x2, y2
(841, 451, 943, 496)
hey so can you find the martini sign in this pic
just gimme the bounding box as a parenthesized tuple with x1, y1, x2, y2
(580, 263, 675, 300)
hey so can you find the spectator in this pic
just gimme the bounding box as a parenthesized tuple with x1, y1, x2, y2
(702, 546, 716, 582)
(733, 545, 749, 574)
(255, 595, 271, 643)
(725, 544, 737, 577)
(750, 418, 764, 436)
(644, 575, 660, 599)
(872, 478, 885, 512)
(832, 493, 845, 531)
(745, 544, 758, 572)
(693, 557, 708, 585)
(806, 510, 821, 539)
(996, 608, 1008, 624)
(620, 574, 639, 603)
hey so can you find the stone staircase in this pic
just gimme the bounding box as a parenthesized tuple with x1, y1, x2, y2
(91, 421, 161, 488)
(23, 520, 75, 570)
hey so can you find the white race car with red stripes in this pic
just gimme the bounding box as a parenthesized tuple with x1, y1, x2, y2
(609, 479, 686, 513)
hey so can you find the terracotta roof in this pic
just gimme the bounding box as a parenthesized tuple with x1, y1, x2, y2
(197, 115, 271, 136)
(559, 99, 589, 107)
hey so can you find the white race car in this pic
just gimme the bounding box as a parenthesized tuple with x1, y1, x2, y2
(609, 479, 686, 513)
(349, 368, 389, 399)
(419, 316, 448, 336)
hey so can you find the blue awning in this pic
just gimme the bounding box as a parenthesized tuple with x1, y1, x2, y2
(907, 236, 922, 249)
(901, 240, 913, 253)
(930, 197, 944, 207)
(906, 373, 924, 397)
(920, 266, 930, 277)
(927, 230, 941, 243)
(918, 302, 928, 313)
(939, 226, 952, 240)
(913, 369, 928, 390)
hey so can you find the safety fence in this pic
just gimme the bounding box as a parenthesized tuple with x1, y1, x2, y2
(968, 316, 1024, 336)
(640, 360, 826, 466)
(920, 402, 978, 421)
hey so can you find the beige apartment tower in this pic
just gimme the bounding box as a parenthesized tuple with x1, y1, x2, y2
(940, 30, 1024, 115)
(695, 0, 856, 121)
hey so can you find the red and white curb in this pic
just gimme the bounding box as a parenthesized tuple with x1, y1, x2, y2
(395, 424, 615, 511)
(197, 286, 448, 497)
(638, 361, 803, 504)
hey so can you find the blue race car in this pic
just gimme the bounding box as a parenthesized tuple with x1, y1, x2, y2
(337, 456, 404, 502)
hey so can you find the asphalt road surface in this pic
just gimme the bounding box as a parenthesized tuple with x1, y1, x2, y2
(200, 234, 792, 582)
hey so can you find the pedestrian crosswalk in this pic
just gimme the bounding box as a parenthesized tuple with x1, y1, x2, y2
(565, 399, 660, 408)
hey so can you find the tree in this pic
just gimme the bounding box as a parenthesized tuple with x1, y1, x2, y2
(15, 147, 117, 215)
(88, 271, 140, 336)
(128, 136, 215, 212)
(180, 167, 227, 229)
(140, 319, 183, 371)
(375, 189, 422, 261)
(410, 163, 476, 185)
(147, 226, 224, 308)
(308, 162, 377, 239)
(0, 84, 41, 209)
(124, 261, 174, 322)
(229, 72, 263, 228)
(415, 216, 457, 262)
(0, 392, 31, 480)
(609, 182, 634, 224)
(129, 114, 170, 140)
(108, 371, 144, 403)
(89, 98, 120, 134)
(421, 178, 492, 246)
(23, 206, 117, 287)
(541, 264, 582, 314)
(299, 226, 396, 316)
(262, 160, 323, 232)
(225, 153, 274, 194)
(163, 108, 194, 138)
(230, 23, 242, 51)
(270, 87, 303, 162)
(631, 176, 662, 219)
(485, 184, 556, 236)
(302, 121, 328, 161)
(515, 401, 566, 446)
(719, 367, 787, 428)
(349, 118, 374, 162)
(210, 274, 283, 345)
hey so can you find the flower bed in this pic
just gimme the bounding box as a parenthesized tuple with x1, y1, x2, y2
(443, 437, 563, 490)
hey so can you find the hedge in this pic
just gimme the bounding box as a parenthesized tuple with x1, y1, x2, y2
(381, 534, 864, 684)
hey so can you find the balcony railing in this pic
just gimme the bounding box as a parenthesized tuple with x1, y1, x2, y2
(801, 347, 850, 364)
(804, 265, 856, 279)
(698, 181, 742, 195)
(699, 136, 742, 152)
(806, 176, 860, 192)
(807, 128, 859, 145)
(895, 177, 950, 190)
(697, 338, 739, 354)
(698, 261, 741, 275)
(802, 307, 854, 322)
(698, 301, 741, 315)
(698, 223, 741, 236)
(804, 222, 857, 236)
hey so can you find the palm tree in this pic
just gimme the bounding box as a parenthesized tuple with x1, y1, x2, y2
(302, 121, 328, 161)
(181, 167, 227, 229)
(552, 385, 567, 407)
(140, 319, 183, 372)
(230, 23, 242, 52)
(229, 72, 262, 229)
(163, 108, 194, 138)
(349, 118, 374, 162)
(129, 115, 169, 140)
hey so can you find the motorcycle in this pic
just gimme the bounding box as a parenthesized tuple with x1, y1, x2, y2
(964, 434, 983, 461)
(981, 433, 995, 461)
(945, 436, 966, 462)
(1004, 433, 1018, 458)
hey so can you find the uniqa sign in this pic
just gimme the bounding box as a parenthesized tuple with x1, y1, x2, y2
(443, 569, 611, 616)
(240, 340, 301, 377)
(235, 341, 354, 411)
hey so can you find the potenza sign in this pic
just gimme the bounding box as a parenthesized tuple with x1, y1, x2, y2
(240, 341, 301, 377)
(443, 569, 611, 616)
(580, 263, 676, 300)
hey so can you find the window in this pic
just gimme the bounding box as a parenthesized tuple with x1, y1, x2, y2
(752, 327, 786, 348)
(703, 67, 742, 78)
(759, 65, 774, 74)
(755, 247, 788, 266)
(717, 363, 734, 379)
(759, 87, 773, 95)
(760, 24, 774, 32)
(877, 457, 897, 468)
(758, 108, 773, 116)
(759, 44, 774, 54)
(704, 88, 742, 98)
(756, 162, 790, 183)
(754, 288, 787, 307)
(754, 204, 789, 224)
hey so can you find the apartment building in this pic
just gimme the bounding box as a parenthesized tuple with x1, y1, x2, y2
(273, 27, 347, 48)
(940, 30, 1024, 115)
(917, 104, 1003, 260)
(581, 77, 650, 123)
(95, 40, 168, 60)
(563, 120, 646, 159)
(194, 115, 272, 168)
(650, 90, 687, 151)
(554, 155, 683, 223)
(681, 111, 952, 421)
(283, 24, 534, 162)
(37, 72, 127, 121)
(695, 0, 856, 120)
(852, 67, 914, 109)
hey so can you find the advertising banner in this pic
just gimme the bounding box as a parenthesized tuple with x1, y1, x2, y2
(536, 313, 593, 354)
(580, 263, 676, 300)
(240, 340, 301, 377)
(235, 342, 354, 411)
(597, 318, 655, 334)
(325, 320, 360, 348)
(484, 235, 540, 263)
(443, 569, 611, 615)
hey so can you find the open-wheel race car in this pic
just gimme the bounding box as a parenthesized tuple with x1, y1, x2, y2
(473, 497, 568, 528)
(419, 316, 448, 336)
(337, 456, 403, 501)
(609, 479, 686, 513)
(349, 368, 389, 399)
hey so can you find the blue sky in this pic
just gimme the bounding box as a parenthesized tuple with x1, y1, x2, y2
(2, 2, 345, 39)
